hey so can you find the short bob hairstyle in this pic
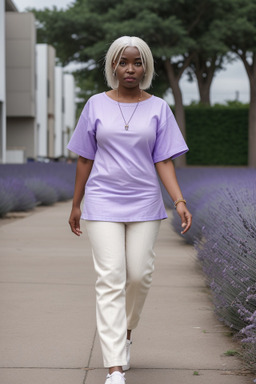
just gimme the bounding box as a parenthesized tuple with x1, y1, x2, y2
(105, 36, 155, 90)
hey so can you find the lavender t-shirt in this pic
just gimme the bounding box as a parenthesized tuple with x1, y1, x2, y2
(67, 92, 188, 222)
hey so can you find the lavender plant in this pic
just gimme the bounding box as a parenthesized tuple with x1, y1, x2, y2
(25, 178, 58, 205)
(0, 162, 76, 216)
(3, 177, 37, 212)
(163, 168, 256, 369)
(0, 179, 15, 217)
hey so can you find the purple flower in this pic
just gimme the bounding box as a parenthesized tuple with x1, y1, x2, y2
(0, 162, 76, 215)
(164, 167, 256, 368)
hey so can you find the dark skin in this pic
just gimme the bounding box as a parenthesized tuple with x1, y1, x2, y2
(69, 46, 192, 375)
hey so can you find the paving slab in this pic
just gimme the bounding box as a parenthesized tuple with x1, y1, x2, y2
(0, 368, 86, 384)
(0, 202, 254, 384)
(0, 283, 96, 367)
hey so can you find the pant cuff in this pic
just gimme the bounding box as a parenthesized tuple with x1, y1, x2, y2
(104, 360, 127, 368)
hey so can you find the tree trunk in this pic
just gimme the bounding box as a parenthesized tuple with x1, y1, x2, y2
(197, 78, 211, 105)
(239, 52, 256, 167)
(193, 54, 217, 106)
(164, 59, 188, 167)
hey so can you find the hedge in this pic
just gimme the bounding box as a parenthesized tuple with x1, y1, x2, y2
(181, 106, 249, 166)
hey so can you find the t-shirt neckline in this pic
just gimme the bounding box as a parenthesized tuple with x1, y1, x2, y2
(103, 92, 154, 106)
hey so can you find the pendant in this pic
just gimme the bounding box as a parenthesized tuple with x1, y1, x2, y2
(125, 124, 129, 130)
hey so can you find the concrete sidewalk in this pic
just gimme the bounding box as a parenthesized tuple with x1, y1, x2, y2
(0, 201, 253, 384)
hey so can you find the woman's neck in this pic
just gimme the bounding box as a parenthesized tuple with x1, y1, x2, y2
(116, 86, 141, 103)
(105, 88, 152, 103)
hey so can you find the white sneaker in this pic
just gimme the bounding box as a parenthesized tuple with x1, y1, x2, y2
(122, 340, 132, 371)
(105, 371, 126, 384)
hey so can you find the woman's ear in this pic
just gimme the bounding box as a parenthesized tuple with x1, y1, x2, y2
(112, 62, 116, 77)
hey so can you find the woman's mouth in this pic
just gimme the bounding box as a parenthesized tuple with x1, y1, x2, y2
(124, 77, 136, 82)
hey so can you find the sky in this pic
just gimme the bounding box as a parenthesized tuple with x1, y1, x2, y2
(14, 0, 250, 105)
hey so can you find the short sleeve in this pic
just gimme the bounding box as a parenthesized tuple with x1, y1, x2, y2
(152, 104, 188, 163)
(67, 100, 97, 160)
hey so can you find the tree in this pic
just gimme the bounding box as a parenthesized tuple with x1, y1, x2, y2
(33, 0, 211, 166)
(214, 0, 256, 167)
(186, 0, 231, 105)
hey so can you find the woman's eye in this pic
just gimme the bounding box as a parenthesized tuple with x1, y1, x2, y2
(119, 61, 142, 67)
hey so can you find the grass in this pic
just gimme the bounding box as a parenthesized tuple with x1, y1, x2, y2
(224, 350, 239, 356)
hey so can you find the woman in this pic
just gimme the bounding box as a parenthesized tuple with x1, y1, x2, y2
(68, 36, 192, 384)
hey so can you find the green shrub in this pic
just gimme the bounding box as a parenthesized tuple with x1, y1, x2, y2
(172, 105, 249, 166)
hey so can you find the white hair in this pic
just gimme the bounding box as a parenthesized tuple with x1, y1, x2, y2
(105, 36, 155, 90)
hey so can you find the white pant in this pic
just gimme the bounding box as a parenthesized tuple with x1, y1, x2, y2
(85, 220, 161, 367)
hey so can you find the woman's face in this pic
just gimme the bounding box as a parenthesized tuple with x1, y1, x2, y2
(113, 46, 145, 89)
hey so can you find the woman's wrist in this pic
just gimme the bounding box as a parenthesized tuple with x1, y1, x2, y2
(72, 201, 82, 209)
(173, 198, 187, 209)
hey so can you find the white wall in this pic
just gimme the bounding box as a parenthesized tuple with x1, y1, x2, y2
(54, 66, 64, 158)
(6, 12, 36, 162)
(63, 73, 75, 157)
(6, 148, 25, 163)
(36, 44, 48, 157)
(47, 45, 55, 157)
(0, 0, 6, 163)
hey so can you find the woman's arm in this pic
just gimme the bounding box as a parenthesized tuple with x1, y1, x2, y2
(155, 158, 192, 234)
(68, 156, 94, 236)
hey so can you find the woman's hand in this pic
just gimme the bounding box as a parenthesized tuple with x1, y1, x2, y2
(69, 206, 83, 236)
(176, 202, 192, 234)
(68, 157, 94, 237)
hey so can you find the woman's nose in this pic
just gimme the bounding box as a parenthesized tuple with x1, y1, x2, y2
(126, 64, 134, 73)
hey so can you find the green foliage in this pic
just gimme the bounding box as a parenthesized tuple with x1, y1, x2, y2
(214, 100, 249, 109)
(30, 0, 223, 103)
(224, 350, 239, 356)
(189, 100, 249, 109)
(211, 0, 256, 72)
(183, 105, 248, 165)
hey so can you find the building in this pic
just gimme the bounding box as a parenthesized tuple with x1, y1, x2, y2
(63, 73, 76, 158)
(36, 52, 76, 160)
(5, 10, 37, 162)
(54, 66, 64, 158)
(36, 44, 56, 159)
(1, 0, 76, 163)
(0, 0, 16, 163)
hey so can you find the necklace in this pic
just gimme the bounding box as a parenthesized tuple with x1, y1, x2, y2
(117, 89, 142, 130)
